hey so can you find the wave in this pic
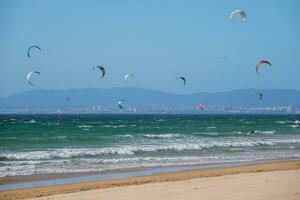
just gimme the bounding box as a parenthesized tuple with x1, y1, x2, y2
(101, 125, 127, 128)
(201, 132, 219, 136)
(77, 125, 93, 128)
(1, 137, 300, 161)
(129, 125, 137, 127)
(143, 134, 183, 139)
(153, 119, 165, 122)
(275, 120, 300, 125)
(255, 130, 276, 135)
(23, 119, 36, 124)
(115, 134, 133, 138)
(52, 136, 66, 139)
(288, 125, 299, 128)
(0, 137, 17, 140)
(233, 131, 242, 134)
(207, 126, 217, 129)
(47, 122, 60, 126)
(276, 121, 288, 124)
(107, 134, 134, 139)
(0, 148, 135, 160)
(1, 151, 299, 177)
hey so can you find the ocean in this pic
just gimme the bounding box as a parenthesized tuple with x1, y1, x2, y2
(0, 114, 299, 177)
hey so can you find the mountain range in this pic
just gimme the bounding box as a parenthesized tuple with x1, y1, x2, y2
(0, 88, 299, 108)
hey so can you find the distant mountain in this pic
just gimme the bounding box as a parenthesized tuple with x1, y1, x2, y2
(0, 88, 299, 107)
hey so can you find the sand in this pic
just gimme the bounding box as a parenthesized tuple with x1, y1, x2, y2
(0, 171, 101, 185)
(1, 160, 300, 200)
(30, 169, 300, 200)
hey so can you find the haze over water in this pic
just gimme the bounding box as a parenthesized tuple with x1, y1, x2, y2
(0, 114, 299, 177)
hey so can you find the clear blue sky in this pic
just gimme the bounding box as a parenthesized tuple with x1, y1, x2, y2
(0, 0, 299, 97)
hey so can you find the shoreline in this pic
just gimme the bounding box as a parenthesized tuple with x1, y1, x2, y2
(0, 159, 299, 200)
(0, 158, 296, 187)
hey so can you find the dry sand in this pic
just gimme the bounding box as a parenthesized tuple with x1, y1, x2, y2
(30, 169, 300, 200)
(1, 160, 300, 200)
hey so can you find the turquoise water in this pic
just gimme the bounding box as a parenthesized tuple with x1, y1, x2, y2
(0, 114, 299, 177)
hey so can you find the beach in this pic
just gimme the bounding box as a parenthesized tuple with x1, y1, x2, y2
(1, 115, 300, 199)
(0, 160, 299, 200)
(1, 0, 300, 198)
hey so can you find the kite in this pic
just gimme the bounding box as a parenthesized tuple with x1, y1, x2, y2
(117, 100, 125, 109)
(177, 77, 186, 86)
(26, 71, 41, 86)
(229, 9, 247, 22)
(124, 73, 134, 81)
(256, 60, 271, 76)
(258, 93, 263, 101)
(27, 46, 42, 58)
(93, 66, 105, 78)
(197, 103, 205, 110)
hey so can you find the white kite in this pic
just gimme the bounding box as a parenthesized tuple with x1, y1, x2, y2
(229, 9, 247, 22)
(26, 71, 41, 86)
(124, 73, 134, 81)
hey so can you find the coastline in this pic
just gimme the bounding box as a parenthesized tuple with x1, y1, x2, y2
(0, 158, 297, 187)
(0, 159, 299, 200)
(0, 159, 280, 185)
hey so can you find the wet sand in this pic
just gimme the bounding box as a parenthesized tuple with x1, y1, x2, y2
(0, 160, 299, 200)
(0, 171, 100, 185)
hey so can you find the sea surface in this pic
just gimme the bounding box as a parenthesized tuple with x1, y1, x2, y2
(0, 114, 299, 177)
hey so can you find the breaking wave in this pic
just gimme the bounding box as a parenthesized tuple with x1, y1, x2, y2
(1, 137, 300, 161)
(143, 134, 183, 139)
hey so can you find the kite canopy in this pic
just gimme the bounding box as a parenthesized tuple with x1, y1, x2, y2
(27, 46, 42, 58)
(177, 77, 186, 86)
(229, 9, 246, 22)
(26, 71, 41, 86)
(197, 103, 205, 110)
(258, 93, 263, 101)
(256, 60, 271, 76)
(124, 73, 134, 81)
(93, 66, 105, 78)
(64, 96, 70, 102)
(117, 100, 125, 109)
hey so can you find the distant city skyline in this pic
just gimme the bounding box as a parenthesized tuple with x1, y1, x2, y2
(1, 0, 300, 97)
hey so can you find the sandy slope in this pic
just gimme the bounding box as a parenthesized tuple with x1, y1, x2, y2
(29, 169, 300, 200)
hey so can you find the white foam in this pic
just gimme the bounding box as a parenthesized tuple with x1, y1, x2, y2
(101, 125, 127, 128)
(143, 134, 183, 139)
(276, 121, 288, 124)
(207, 126, 217, 129)
(256, 130, 276, 135)
(115, 134, 133, 138)
(201, 132, 219, 136)
(52, 136, 66, 139)
(1, 151, 299, 177)
(233, 131, 242, 134)
(23, 119, 36, 124)
(0, 148, 135, 160)
(1, 136, 300, 161)
(77, 125, 93, 128)
(288, 125, 299, 128)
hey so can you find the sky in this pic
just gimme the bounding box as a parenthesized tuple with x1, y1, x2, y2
(0, 0, 299, 97)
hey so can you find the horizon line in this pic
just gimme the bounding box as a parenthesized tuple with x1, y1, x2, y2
(1, 87, 300, 98)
